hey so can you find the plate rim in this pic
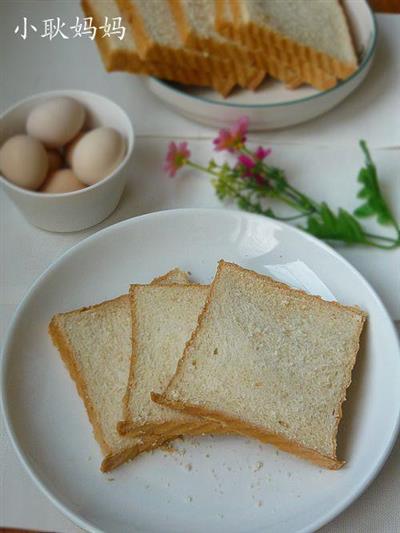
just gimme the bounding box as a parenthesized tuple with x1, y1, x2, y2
(1, 207, 399, 533)
(149, 0, 377, 110)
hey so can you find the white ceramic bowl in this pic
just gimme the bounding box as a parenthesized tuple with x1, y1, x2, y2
(0, 90, 134, 232)
(147, 0, 376, 131)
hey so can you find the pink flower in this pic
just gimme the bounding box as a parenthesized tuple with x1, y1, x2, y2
(213, 116, 249, 153)
(163, 141, 191, 177)
(254, 146, 271, 161)
(238, 154, 255, 170)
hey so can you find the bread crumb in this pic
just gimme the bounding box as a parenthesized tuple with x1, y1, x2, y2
(187, 495, 193, 502)
(160, 443, 176, 454)
(107, 478, 115, 482)
(185, 463, 192, 471)
(253, 461, 263, 472)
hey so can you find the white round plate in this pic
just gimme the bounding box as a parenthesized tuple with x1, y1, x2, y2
(147, 0, 376, 130)
(2, 209, 399, 533)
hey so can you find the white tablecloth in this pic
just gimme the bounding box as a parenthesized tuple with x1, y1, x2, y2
(1, 1, 399, 532)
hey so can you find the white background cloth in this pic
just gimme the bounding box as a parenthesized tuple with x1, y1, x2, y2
(0, 1, 399, 531)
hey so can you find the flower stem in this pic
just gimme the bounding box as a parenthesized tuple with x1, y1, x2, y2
(187, 160, 219, 177)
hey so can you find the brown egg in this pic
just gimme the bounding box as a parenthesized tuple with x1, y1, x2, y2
(26, 97, 85, 148)
(64, 131, 86, 167)
(47, 149, 64, 174)
(71, 127, 126, 185)
(0, 134, 48, 190)
(40, 169, 86, 194)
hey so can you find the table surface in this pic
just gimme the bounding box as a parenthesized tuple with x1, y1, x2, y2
(1, 2, 399, 532)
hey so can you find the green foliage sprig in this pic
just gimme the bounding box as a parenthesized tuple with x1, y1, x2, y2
(164, 118, 399, 250)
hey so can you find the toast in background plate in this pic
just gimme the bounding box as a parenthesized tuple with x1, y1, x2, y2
(82, 0, 235, 95)
(115, 0, 267, 93)
(155, 260, 366, 469)
(220, 0, 357, 87)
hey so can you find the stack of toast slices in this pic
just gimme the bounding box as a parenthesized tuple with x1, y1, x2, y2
(82, 0, 358, 97)
(50, 260, 366, 473)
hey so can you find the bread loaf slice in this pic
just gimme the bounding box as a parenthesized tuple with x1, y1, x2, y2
(118, 284, 222, 438)
(82, 0, 235, 95)
(48, 269, 191, 472)
(172, 0, 306, 90)
(156, 261, 367, 469)
(223, 0, 357, 86)
(116, 0, 265, 92)
(169, 0, 267, 90)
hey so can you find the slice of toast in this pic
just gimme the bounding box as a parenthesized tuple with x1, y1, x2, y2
(169, 0, 267, 90)
(115, 0, 264, 92)
(171, 0, 306, 90)
(221, 0, 357, 87)
(155, 260, 366, 469)
(82, 0, 235, 96)
(118, 284, 222, 438)
(49, 268, 192, 472)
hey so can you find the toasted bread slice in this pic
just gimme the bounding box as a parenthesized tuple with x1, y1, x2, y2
(169, 0, 267, 90)
(221, 0, 356, 87)
(116, 0, 267, 93)
(118, 284, 222, 438)
(171, 0, 305, 89)
(82, 0, 235, 96)
(49, 269, 191, 472)
(156, 261, 366, 469)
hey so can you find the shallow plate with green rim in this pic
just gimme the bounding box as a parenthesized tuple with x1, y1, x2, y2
(146, 0, 377, 130)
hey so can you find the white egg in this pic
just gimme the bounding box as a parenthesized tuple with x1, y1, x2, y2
(47, 149, 64, 173)
(71, 127, 126, 185)
(26, 97, 85, 148)
(40, 169, 86, 194)
(0, 134, 48, 190)
(64, 131, 86, 167)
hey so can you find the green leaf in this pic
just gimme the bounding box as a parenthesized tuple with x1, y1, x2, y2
(354, 141, 398, 229)
(354, 203, 376, 217)
(304, 205, 367, 244)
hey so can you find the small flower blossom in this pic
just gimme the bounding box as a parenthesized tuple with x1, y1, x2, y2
(238, 154, 255, 170)
(213, 116, 249, 153)
(254, 146, 271, 161)
(163, 141, 190, 177)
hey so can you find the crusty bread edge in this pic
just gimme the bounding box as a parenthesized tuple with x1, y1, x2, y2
(157, 259, 367, 469)
(154, 394, 343, 469)
(120, 283, 213, 435)
(168, 0, 267, 90)
(49, 314, 113, 457)
(49, 271, 190, 472)
(151, 267, 189, 285)
(229, 0, 356, 81)
(118, 415, 223, 438)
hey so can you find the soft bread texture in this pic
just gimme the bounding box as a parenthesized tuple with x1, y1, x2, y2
(224, 0, 357, 85)
(171, 0, 303, 89)
(49, 269, 190, 472)
(156, 261, 366, 469)
(119, 284, 222, 437)
(168, 0, 267, 90)
(116, 0, 264, 93)
(82, 0, 235, 95)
